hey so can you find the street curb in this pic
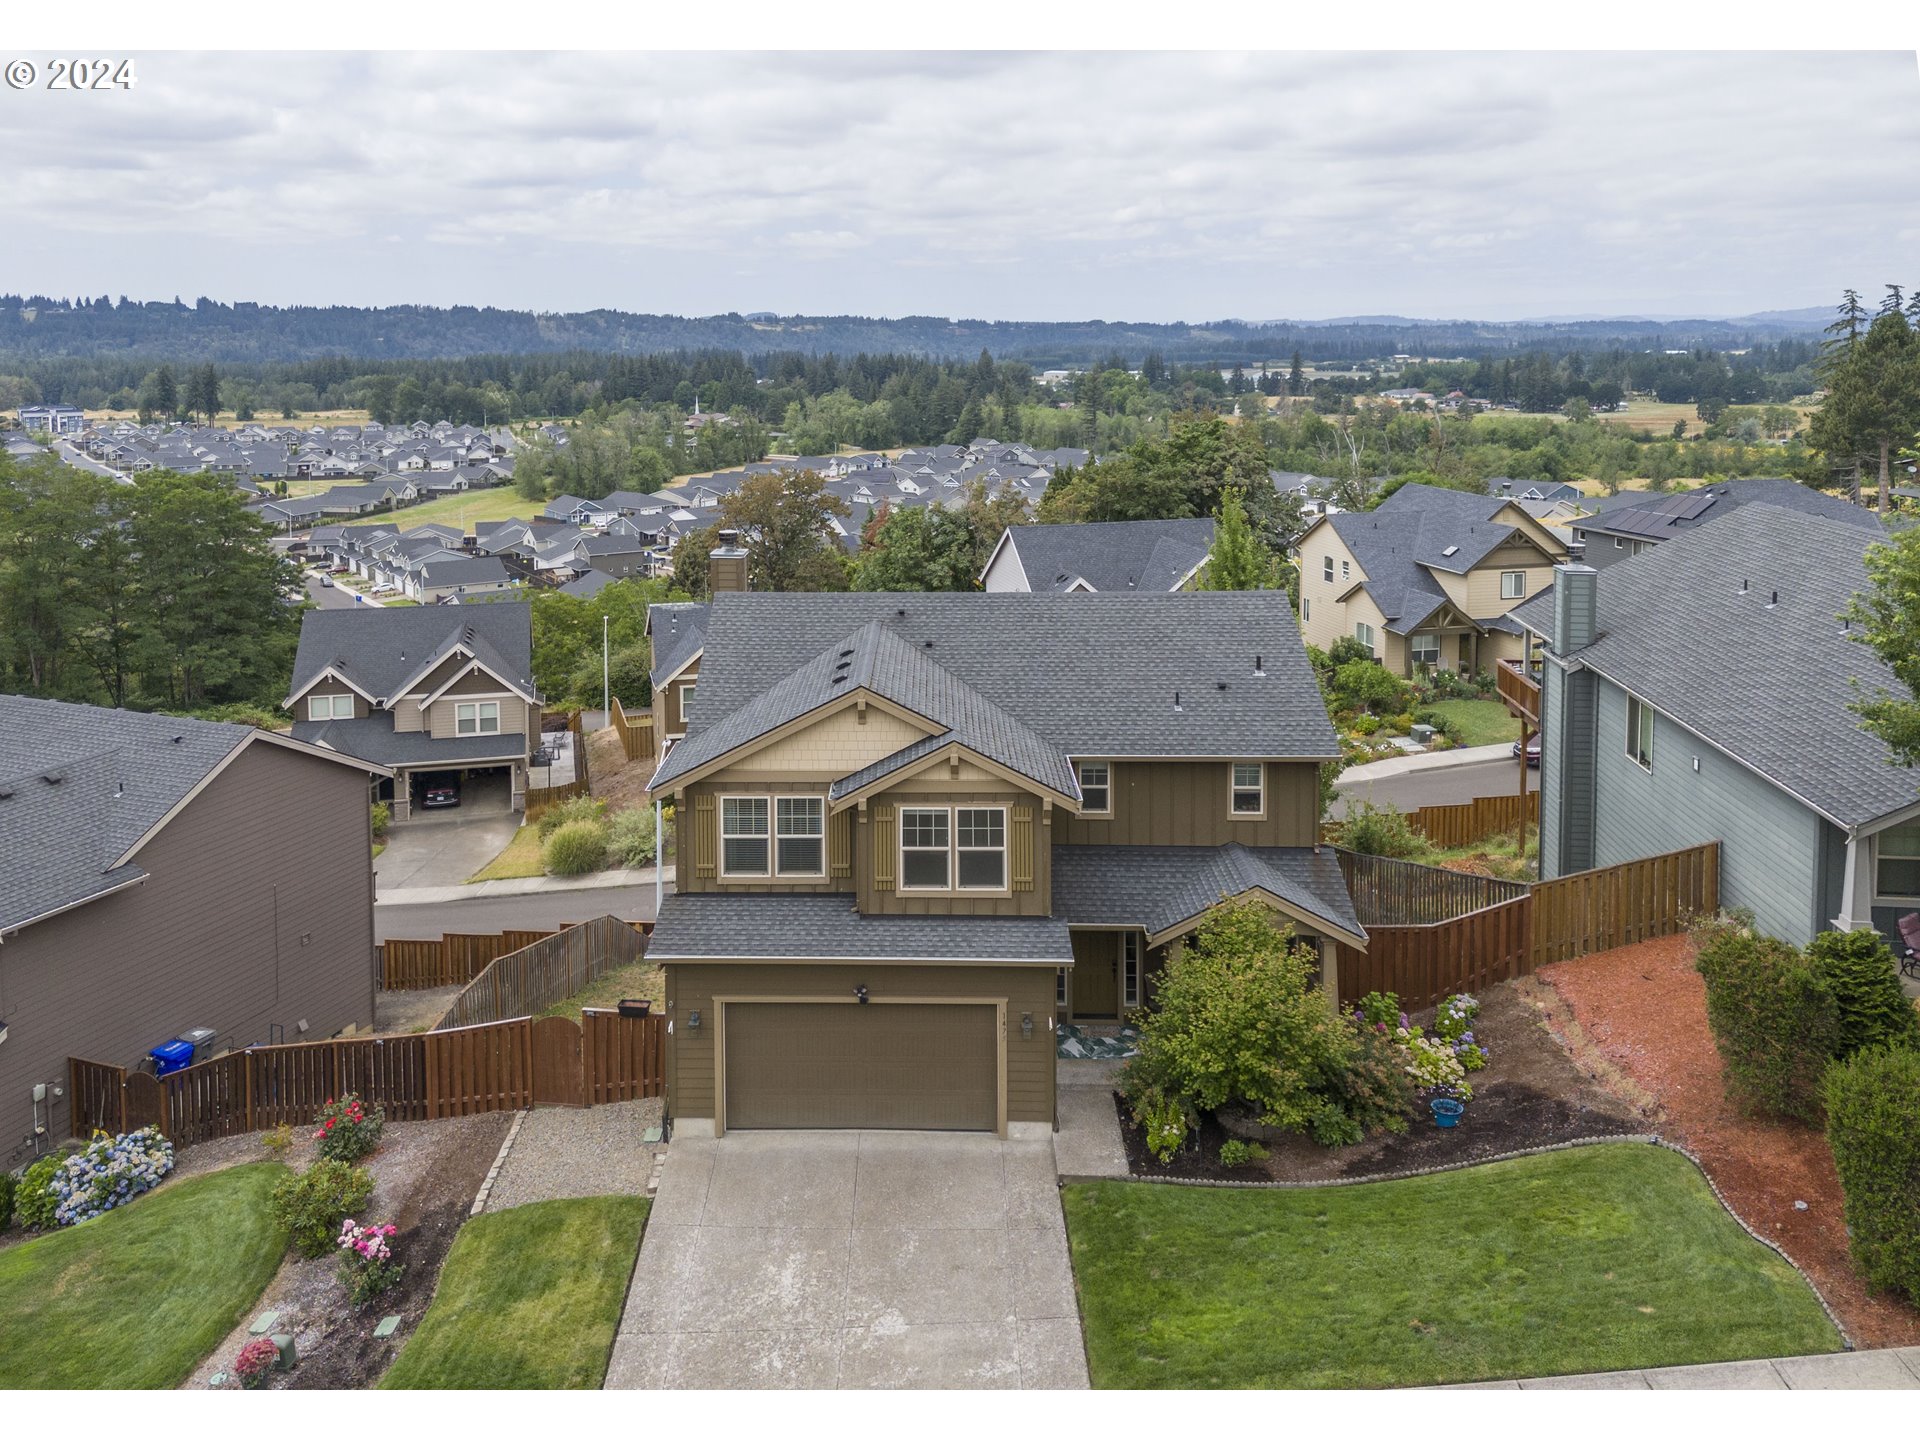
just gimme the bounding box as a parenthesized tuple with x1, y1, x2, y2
(1336, 741, 1517, 784)
(379, 865, 675, 907)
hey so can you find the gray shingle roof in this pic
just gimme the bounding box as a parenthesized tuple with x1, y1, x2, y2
(1000, 518, 1214, 592)
(1572, 478, 1883, 544)
(288, 601, 534, 702)
(653, 592, 1337, 790)
(0, 698, 244, 932)
(646, 602, 710, 686)
(647, 893, 1072, 964)
(1326, 483, 1544, 635)
(289, 713, 527, 767)
(1516, 504, 1919, 829)
(1051, 844, 1366, 945)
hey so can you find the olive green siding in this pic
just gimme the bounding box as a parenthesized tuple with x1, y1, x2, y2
(663, 961, 1058, 1126)
(674, 781, 855, 895)
(655, 665, 700, 740)
(856, 790, 1051, 917)
(1054, 760, 1320, 846)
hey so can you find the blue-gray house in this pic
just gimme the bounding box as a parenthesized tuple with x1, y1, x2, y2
(1512, 502, 1918, 950)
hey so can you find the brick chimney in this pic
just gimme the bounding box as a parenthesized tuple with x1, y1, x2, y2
(709, 529, 749, 595)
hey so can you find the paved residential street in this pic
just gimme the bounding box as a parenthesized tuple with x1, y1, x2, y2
(1333, 755, 1537, 817)
(606, 1129, 1084, 1389)
(374, 882, 662, 942)
(302, 571, 365, 609)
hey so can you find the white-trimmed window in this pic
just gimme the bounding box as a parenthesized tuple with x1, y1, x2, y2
(720, 796, 770, 876)
(1410, 633, 1440, 667)
(1121, 931, 1142, 1007)
(1078, 761, 1111, 815)
(899, 808, 951, 890)
(1231, 762, 1265, 816)
(1614, 537, 1626, 549)
(1322, 555, 1334, 582)
(775, 796, 825, 876)
(1056, 967, 1069, 1007)
(956, 808, 1007, 889)
(1303, 598, 1311, 620)
(1500, 571, 1526, 600)
(1354, 621, 1376, 654)
(307, 693, 353, 721)
(1626, 695, 1654, 771)
(678, 681, 695, 725)
(1341, 559, 1351, 580)
(1875, 821, 1920, 901)
(456, 701, 500, 736)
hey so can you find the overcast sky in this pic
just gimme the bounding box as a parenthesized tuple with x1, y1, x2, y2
(4, 50, 1917, 322)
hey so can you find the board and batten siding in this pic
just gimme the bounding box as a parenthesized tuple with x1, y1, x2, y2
(855, 789, 1051, 917)
(1053, 760, 1319, 847)
(1586, 676, 1825, 945)
(674, 781, 855, 895)
(663, 961, 1057, 1127)
(0, 741, 377, 1169)
(298, 678, 369, 720)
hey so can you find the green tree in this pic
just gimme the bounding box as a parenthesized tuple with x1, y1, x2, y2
(528, 577, 678, 703)
(142, 364, 178, 423)
(712, 469, 851, 593)
(1197, 487, 1273, 590)
(1287, 350, 1305, 396)
(1811, 304, 1920, 513)
(1844, 525, 1920, 768)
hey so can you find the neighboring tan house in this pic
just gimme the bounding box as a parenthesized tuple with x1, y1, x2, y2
(646, 601, 709, 747)
(980, 518, 1215, 593)
(0, 696, 384, 1169)
(1511, 503, 1920, 950)
(1294, 482, 1570, 676)
(644, 589, 1364, 1138)
(286, 602, 541, 821)
(1570, 477, 1881, 571)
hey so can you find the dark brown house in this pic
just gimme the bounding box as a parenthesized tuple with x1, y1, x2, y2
(0, 697, 385, 1169)
(645, 590, 1366, 1139)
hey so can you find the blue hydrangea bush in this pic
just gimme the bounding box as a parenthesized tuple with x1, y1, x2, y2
(49, 1127, 176, 1225)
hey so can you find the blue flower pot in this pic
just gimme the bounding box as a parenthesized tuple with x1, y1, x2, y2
(1430, 1097, 1465, 1128)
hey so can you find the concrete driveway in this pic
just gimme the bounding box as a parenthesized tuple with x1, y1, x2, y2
(374, 812, 520, 891)
(605, 1130, 1087, 1389)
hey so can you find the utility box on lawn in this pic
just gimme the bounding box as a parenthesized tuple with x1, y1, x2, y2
(1410, 723, 1435, 746)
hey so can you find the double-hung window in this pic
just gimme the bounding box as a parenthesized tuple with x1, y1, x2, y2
(1354, 621, 1376, 654)
(1322, 555, 1334, 582)
(775, 796, 825, 876)
(1056, 967, 1069, 1008)
(456, 701, 500, 736)
(307, 693, 353, 721)
(1231, 762, 1265, 816)
(678, 682, 695, 726)
(1410, 633, 1440, 667)
(1626, 695, 1654, 771)
(720, 796, 770, 876)
(956, 808, 1007, 889)
(1121, 932, 1142, 1007)
(899, 808, 951, 890)
(1875, 821, 1920, 901)
(1500, 571, 1526, 600)
(1341, 559, 1350, 580)
(1077, 761, 1111, 815)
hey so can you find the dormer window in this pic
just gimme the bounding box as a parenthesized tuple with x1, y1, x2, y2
(307, 693, 353, 721)
(456, 701, 500, 736)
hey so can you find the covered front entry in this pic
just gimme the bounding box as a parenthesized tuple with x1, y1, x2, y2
(721, 1000, 1000, 1133)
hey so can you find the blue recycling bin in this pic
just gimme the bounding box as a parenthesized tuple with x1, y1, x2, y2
(150, 1038, 195, 1076)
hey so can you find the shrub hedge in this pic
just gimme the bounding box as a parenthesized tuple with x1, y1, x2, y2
(15, 1156, 62, 1231)
(1823, 1044, 1920, 1306)
(1693, 916, 1839, 1123)
(270, 1159, 375, 1258)
(542, 820, 609, 876)
(1805, 929, 1920, 1059)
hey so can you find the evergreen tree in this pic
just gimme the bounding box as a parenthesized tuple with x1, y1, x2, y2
(1287, 350, 1305, 395)
(1197, 487, 1273, 590)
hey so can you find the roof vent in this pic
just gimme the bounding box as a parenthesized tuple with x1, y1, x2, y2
(896, 607, 906, 617)
(1216, 681, 1228, 691)
(922, 639, 934, 649)
(1173, 690, 1183, 712)
(41, 771, 63, 785)
(1767, 590, 1778, 609)
(171, 735, 183, 744)
(838, 648, 853, 659)
(830, 674, 848, 685)
(1739, 578, 1749, 595)
(1254, 655, 1265, 676)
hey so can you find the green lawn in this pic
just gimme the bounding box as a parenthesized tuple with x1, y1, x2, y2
(1064, 1145, 1839, 1388)
(0, 1162, 288, 1389)
(470, 822, 544, 881)
(380, 1196, 648, 1389)
(538, 958, 664, 1018)
(1424, 697, 1521, 748)
(391, 487, 546, 531)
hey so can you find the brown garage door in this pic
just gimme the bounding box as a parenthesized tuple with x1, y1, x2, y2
(724, 1002, 998, 1132)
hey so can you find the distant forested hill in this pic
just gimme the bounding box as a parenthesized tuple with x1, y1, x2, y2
(0, 295, 1828, 365)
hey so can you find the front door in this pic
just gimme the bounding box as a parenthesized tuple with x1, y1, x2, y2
(1071, 930, 1118, 1019)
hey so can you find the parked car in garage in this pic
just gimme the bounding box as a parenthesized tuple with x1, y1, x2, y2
(420, 774, 461, 809)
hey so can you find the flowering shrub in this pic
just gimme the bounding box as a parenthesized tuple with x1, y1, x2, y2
(337, 1218, 404, 1307)
(48, 1127, 175, 1226)
(271, 1158, 375, 1257)
(233, 1336, 279, 1389)
(1433, 993, 1479, 1044)
(314, 1094, 384, 1163)
(15, 1155, 61, 1231)
(1347, 990, 1491, 1106)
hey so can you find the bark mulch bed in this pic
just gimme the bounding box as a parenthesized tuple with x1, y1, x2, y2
(1533, 933, 1920, 1351)
(179, 1110, 512, 1390)
(1117, 980, 1642, 1183)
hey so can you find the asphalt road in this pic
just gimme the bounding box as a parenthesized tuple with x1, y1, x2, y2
(303, 571, 366, 609)
(1332, 755, 1537, 818)
(375, 883, 663, 942)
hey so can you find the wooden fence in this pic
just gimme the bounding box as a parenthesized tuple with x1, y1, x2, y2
(70, 1011, 666, 1150)
(1407, 792, 1537, 850)
(1333, 841, 1720, 1012)
(436, 914, 648, 1030)
(380, 929, 558, 990)
(610, 698, 656, 763)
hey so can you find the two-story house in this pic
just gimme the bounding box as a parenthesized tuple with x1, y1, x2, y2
(644, 589, 1364, 1139)
(286, 602, 541, 821)
(1294, 482, 1570, 676)
(979, 518, 1215, 593)
(1569, 477, 1881, 572)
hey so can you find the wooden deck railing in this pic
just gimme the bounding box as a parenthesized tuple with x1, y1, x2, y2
(610, 699, 656, 764)
(1495, 657, 1541, 723)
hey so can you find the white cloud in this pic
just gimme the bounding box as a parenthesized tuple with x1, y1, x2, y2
(2, 50, 1915, 319)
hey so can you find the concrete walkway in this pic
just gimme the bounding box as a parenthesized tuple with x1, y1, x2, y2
(374, 862, 672, 907)
(605, 1130, 1086, 1389)
(1054, 1066, 1128, 1181)
(1336, 741, 1516, 784)
(1452, 1347, 1920, 1389)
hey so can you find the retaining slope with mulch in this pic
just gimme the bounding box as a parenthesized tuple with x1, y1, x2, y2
(1533, 933, 1920, 1351)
